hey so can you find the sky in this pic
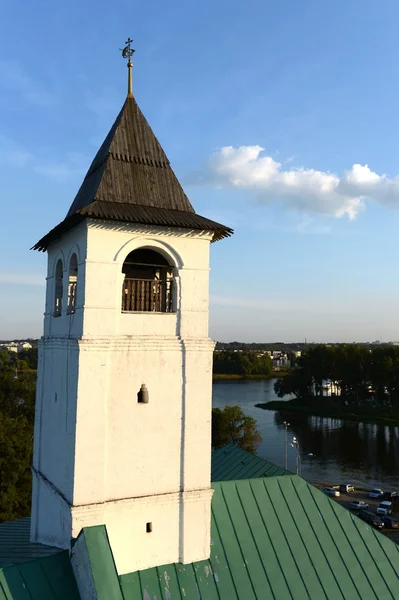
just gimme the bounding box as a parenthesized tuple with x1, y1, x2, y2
(1, 0, 399, 342)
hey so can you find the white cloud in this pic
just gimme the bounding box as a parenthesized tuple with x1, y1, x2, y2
(0, 273, 44, 286)
(34, 153, 86, 182)
(210, 294, 333, 313)
(0, 60, 58, 108)
(0, 135, 86, 182)
(33, 163, 78, 182)
(209, 146, 399, 219)
(0, 135, 33, 168)
(85, 87, 120, 117)
(253, 214, 331, 235)
(211, 295, 301, 312)
(210, 292, 390, 317)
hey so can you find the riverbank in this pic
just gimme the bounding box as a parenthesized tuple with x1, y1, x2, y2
(256, 399, 399, 425)
(213, 371, 289, 381)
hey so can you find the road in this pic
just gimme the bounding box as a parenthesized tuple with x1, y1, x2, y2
(315, 486, 399, 544)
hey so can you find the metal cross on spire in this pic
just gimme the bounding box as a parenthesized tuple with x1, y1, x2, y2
(121, 38, 135, 61)
(121, 37, 135, 98)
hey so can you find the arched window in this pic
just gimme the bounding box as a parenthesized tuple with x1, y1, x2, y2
(67, 254, 78, 314)
(122, 248, 175, 313)
(54, 259, 63, 317)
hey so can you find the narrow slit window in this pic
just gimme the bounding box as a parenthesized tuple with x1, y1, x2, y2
(146, 522, 152, 533)
(67, 254, 78, 314)
(54, 259, 63, 317)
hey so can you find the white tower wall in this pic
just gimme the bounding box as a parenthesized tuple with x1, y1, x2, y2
(30, 220, 215, 574)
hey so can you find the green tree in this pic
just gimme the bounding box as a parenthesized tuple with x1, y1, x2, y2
(273, 344, 399, 408)
(18, 347, 38, 370)
(0, 412, 33, 522)
(0, 371, 36, 422)
(0, 366, 36, 522)
(213, 351, 272, 376)
(274, 369, 312, 400)
(212, 405, 262, 453)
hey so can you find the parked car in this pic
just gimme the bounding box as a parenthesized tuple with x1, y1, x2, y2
(358, 510, 384, 529)
(349, 500, 369, 511)
(339, 484, 355, 493)
(369, 488, 384, 499)
(383, 491, 399, 500)
(383, 516, 399, 529)
(376, 501, 392, 516)
(321, 487, 340, 497)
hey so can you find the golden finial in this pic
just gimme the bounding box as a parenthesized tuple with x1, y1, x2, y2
(121, 37, 135, 98)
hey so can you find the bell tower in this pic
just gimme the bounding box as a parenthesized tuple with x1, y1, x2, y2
(30, 40, 232, 575)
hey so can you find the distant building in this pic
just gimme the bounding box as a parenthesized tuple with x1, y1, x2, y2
(0, 341, 33, 353)
(5, 343, 18, 353)
(18, 342, 33, 352)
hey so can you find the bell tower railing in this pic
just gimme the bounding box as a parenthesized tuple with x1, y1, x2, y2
(122, 278, 174, 313)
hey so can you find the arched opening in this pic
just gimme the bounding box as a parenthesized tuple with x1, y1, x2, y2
(54, 259, 63, 317)
(67, 254, 78, 314)
(121, 248, 175, 313)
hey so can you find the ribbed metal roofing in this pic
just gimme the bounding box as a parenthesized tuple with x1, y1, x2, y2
(33, 96, 233, 251)
(0, 518, 61, 568)
(0, 551, 80, 600)
(212, 443, 291, 480)
(118, 476, 399, 599)
(2, 475, 399, 598)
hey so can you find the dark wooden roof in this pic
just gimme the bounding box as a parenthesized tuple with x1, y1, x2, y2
(33, 203, 232, 251)
(33, 96, 233, 251)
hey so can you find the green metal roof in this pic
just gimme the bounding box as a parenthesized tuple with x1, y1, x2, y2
(74, 526, 123, 600)
(2, 467, 399, 599)
(0, 518, 62, 568)
(0, 518, 80, 600)
(0, 551, 80, 600)
(211, 443, 290, 481)
(117, 476, 399, 600)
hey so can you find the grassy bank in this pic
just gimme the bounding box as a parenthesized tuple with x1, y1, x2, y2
(256, 399, 399, 425)
(213, 371, 289, 381)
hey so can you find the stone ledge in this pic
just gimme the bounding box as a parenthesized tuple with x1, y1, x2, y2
(71, 487, 214, 517)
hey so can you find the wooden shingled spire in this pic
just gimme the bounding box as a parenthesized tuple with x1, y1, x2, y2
(33, 41, 232, 251)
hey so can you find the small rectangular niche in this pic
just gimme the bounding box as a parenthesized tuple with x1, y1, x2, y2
(137, 384, 149, 404)
(146, 522, 152, 533)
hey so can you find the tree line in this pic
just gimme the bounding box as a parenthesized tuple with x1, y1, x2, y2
(215, 341, 389, 352)
(213, 350, 273, 376)
(0, 349, 37, 522)
(275, 344, 399, 407)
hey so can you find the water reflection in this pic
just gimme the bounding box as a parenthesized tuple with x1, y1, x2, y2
(212, 379, 399, 489)
(274, 412, 399, 487)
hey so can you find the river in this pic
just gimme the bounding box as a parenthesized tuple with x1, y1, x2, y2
(212, 378, 399, 490)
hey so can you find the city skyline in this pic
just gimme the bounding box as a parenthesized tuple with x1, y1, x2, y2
(2, 1, 399, 341)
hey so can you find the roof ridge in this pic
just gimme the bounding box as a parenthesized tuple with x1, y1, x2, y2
(212, 473, 299, 487)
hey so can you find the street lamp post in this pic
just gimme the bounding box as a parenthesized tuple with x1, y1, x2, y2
(291, 436, 301, 476)
(283, 421, 290, 470)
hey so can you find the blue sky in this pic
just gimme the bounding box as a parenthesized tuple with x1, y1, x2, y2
(1, 0, 399, 342)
